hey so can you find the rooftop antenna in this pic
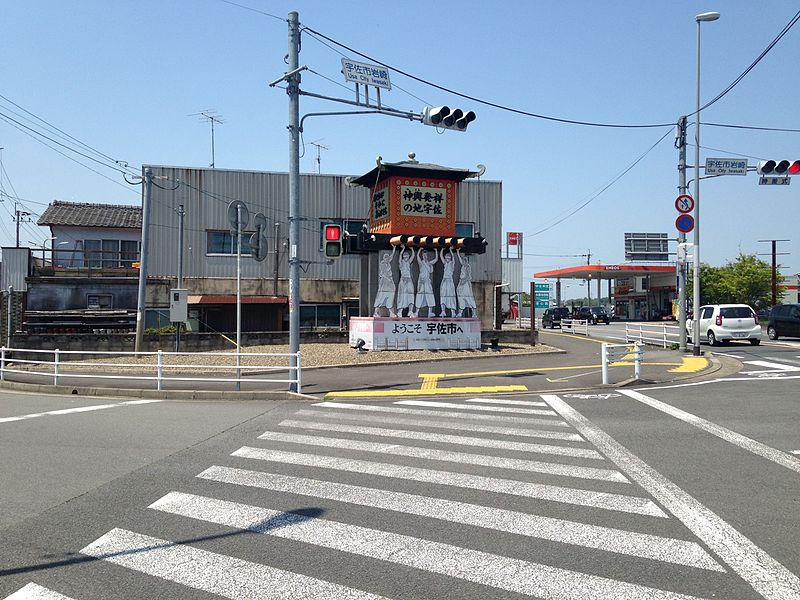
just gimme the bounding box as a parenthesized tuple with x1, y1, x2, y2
(190, 110, 224, 168)
(309, 140, 329, 174)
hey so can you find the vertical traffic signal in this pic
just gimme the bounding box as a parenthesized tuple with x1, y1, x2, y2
(422, 106, 476, 132)
(323, 223, 342, 258)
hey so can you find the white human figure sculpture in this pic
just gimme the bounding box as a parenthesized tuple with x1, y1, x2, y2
(438, 247, 457, 318)
(395, 245, 416, 317)
(414, 248, 438, 318)
(373, 246, 397, 317)
(456, 249, 477, 317)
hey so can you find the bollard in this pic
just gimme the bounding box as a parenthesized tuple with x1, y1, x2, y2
(601, 343, 609, 385)
(156, 350, 163, 391)
(634, 342, 642, 380)
(54, 349, 60, 386)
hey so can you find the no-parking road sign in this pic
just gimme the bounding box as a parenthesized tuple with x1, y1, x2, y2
(675, 213, 695, 233)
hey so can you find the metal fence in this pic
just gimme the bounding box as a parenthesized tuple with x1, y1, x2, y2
(625, 322, 679, 348)
(560, 319, 589, 336)
(0, 347, 301, 393)
(601, 342, 643, 384)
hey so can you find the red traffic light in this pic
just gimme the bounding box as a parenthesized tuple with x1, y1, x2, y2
(789, 160, 800, 175)
(324, 224, 342, 241)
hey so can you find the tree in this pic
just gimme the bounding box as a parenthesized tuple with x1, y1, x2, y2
(694, 253, 783, 307)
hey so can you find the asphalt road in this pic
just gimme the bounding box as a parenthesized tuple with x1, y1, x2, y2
(1, 331, 799, 599)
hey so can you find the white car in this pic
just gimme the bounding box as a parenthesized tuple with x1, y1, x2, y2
(687, 304, 762, 346)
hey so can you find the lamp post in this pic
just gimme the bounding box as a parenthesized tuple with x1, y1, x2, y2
(691, 10, 720, 356)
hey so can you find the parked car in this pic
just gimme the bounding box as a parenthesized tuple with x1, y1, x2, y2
(542, 307, 571, 328)
(686, 304, 761, 346)
(767, 303, 800, 340)
(573, 306, 610, 325)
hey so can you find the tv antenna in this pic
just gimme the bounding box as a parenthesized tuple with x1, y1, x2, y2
(190, 110, 224, 168)
(309, 140, 329, 174)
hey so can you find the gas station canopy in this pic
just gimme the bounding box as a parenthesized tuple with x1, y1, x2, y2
(534, 264, 676, 280)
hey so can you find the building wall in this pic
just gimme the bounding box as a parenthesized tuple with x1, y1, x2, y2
(26, 279, 139, 311)
(143, 166, 503, 324)
(50, 226, 141, 267)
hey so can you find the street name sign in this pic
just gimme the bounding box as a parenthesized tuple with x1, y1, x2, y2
(341, 59, 392, 90)
(705, 158, 747, 176)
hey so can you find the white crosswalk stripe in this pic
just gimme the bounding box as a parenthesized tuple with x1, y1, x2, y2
(394, 399, 558, 415)
(465, 397, 549, 406)
(4, 583, 75, 600)
(231, 445, 664, 515)
(255, 432, 629, 482)
(294, 408, 584, 441)
(314, 401, 571, 426)
(198, 465, 722, 570)
(149, 491, 708, 600)
(80, 528, 386, 599)
(278, 418, 602, 459)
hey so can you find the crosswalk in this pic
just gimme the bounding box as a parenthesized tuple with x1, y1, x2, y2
(9, 394, 795, 599)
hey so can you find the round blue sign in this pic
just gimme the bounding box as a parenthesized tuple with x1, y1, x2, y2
(675, 214, 695, 233)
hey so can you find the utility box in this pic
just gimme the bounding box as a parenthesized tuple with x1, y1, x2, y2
(170, 288, 188, 323)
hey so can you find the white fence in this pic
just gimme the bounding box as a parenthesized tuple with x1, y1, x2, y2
(625, 322, 679, 348)
(0, 347, 302, 393)
(560, 319, 589, 336)
(601, 342, 643, 385)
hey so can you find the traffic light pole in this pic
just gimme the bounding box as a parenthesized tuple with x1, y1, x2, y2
(676, 117, 688, 352)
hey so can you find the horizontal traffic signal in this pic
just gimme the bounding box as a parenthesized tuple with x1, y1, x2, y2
(323, 223, 342, 258)
(422, 106, 476, 132)
(757, 160, 800, 175)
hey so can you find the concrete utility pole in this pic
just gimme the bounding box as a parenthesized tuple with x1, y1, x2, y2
(134, 168, 153, 353)
(287, 11, 301, 392)
(676, 116, 688, 352)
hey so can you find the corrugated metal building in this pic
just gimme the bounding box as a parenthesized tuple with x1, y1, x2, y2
(144, 164, 503, 331)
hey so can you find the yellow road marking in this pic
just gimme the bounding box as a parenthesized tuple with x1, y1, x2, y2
(669, 356, 708, 373)
(419, 374, 443, 390)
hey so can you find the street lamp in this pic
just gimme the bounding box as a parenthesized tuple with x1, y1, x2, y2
(692, 10, 720, 356)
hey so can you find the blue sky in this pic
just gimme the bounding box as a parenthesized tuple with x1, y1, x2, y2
(2, 1, 799, 296)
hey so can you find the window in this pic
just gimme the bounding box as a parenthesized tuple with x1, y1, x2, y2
(207, 231, 253, 255)
(299, 304, 341, 329)
(720, 307, 754, 319)
(84, 239, 102, 268)
(120, 240, 139, 267)
(87, 294, 113, 309)
(701, 307, 714, 319)
(102, 239, 118, 267)
(455, 222, 474, 237)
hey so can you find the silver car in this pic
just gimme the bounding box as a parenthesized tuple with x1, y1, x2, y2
(687, 303, 762, 346)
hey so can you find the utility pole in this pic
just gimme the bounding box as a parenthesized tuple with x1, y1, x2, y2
(13, 201, 31, 247)
(273, 221, 280, 296)
(134, 168, 153, 353)
(757, 239, 789, 307)
(286, 11, 301, 392)
(676, 116, 688, 352)
(175, 204, 185, 352)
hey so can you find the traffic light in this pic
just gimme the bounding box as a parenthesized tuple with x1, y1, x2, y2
(422, 106, 476, 131)
(323, 223, 342, 258)
(757, 160, 800, 175)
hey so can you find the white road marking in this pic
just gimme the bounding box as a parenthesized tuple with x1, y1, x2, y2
(740, 360, 800, 374)
(394, 399, 557, 415)
(543, 394, 800, 600)
(278, 419, 602, 459)
(465, 397, 549, 406)
(80, 528, 387, 600)
(0, 400, 161, 424)
(619, 389, 800, 475)
(295, 409, 583, 441)
(4, 583, 75, 599)
(199, 465, 721, 570)
(231, 447, 664, 516)
(150, 492, 706, 600)
(313, 402, 571, 427)
(256, 432, 628, 483)
(790, 450, 800, 455)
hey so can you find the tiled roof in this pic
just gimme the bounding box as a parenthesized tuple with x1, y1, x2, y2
(37, 200, 142, 229)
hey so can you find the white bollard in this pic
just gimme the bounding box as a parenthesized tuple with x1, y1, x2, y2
(601, 343, 609, 385)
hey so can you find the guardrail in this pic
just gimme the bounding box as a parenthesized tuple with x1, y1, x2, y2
(601, 342, 643, 385)
(625, 322, 679, 348)
(561, 319, 589, 335)
(0, 347, 302, 393)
